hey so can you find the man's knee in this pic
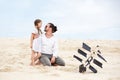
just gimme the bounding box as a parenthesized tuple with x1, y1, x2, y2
(61, 61, 65, 66)
(39, 55, 51, 66)
(43, 61, 51, 66)
(56, 57, 65, 66)
(60, 60, 65, 66)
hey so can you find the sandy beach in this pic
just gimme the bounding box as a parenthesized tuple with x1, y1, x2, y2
(0, 38, 120, 80)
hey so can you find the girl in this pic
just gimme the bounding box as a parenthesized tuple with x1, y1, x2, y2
(30, 19, 42, 66)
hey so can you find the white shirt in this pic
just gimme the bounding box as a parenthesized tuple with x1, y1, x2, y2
(31, 28, 41, 51)
(38, 34, 58, 57)
(31, 28, 42, 36)
(32, 28, 38, 34)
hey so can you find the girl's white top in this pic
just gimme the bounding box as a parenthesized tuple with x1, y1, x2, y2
(32, 28, 41, 52)
(32, 29, 38, 34)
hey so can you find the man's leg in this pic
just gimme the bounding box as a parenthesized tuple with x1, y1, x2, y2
(55, 57, 65, 66)
(39, 55, 51, 66)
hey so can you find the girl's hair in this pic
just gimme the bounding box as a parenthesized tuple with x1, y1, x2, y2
(48, 23, 57, 33)
(34, 19, 42, 34)
(37, 28, 42, 35)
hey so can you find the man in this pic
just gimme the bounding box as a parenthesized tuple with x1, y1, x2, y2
(36, 23, 65, 66)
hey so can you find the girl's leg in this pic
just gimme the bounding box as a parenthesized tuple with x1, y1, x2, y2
(35, 59, 41, 65)
(33, 52, 41, 65)
(34, 52, 41, 62)
(30, 50, 35, 66)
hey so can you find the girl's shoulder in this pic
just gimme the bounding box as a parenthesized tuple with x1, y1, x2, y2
(31, 28, 38, 34)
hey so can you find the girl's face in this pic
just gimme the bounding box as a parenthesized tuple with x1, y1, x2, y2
(36, 22, 42, 28)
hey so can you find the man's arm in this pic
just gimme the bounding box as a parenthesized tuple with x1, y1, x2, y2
(51, 39, 58, 63)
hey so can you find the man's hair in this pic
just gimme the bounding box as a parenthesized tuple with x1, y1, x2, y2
(48, 23, 57, 33)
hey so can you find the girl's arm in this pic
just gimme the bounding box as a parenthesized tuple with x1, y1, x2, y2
(30, 33, 34, 48)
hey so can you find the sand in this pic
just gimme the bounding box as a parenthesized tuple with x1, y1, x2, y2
(0, 38, 120, 80)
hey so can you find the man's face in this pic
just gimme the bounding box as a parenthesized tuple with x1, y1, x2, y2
(45, 24, 51, 32)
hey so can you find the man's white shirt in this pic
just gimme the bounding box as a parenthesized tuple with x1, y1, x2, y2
(37, 34, 58, 57)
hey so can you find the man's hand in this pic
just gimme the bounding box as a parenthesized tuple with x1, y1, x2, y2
(51, 56, 56, 64)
